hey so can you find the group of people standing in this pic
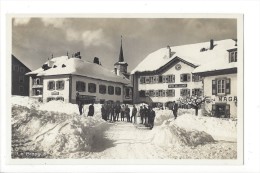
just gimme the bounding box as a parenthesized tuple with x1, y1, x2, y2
(101, 103, 156, 129)
(101, 104, 138, 123)
(139, 105, 156, 129)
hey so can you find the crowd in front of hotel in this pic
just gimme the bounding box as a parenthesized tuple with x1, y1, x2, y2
(77, 100, 157, 129)
(100, 103, 156, 129)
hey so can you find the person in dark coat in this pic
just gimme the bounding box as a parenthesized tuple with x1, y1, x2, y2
(115, 104, 120, 121)
(121, 105, 125, 121)
(139, 106, 144, 124)
(101, 104, 106, 121)
(106, 104, 111, 121)
(143, 105, 148, 125)
(78, 101, 83, 115)
(125, 105, 131, 122)
(110, 104, 115, 122)
(131, 105, 137, 123)
(76, 92, 80, 105)
(148, 107, 156, 129)
(172, 101, 179, 119)
(87, 103, 94, 116)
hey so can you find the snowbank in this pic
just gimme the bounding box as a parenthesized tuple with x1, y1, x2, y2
(152, 120, 215, 148)
(174, 114, 237, 141)
(11, 96, 108, 158)
(153, 109, 237, 142)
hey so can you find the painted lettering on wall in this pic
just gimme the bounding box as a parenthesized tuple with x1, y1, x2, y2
(168, 84, 187, 88)
(51, 91, 59, 95)
(218, 96, 237, 102)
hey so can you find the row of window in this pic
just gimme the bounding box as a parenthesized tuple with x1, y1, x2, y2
(47, 80, 123, 96)
(139, 88, 202, 97)
(76, 81, 122, 96)
(140, 74, 201, 84)
(12, 65, 26, 73)
(47, 80, 65, 90)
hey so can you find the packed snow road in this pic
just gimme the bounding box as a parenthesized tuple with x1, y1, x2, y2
(85, 121, 237, 159)
(86, 122, 169, 159)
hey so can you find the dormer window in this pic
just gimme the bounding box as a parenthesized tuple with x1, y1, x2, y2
(227, 48, 237, 63)
(229, 51, 237, 62)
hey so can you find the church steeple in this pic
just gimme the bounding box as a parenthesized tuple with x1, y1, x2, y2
(119, 35, 124, 62)
(114, 35, 128, 77)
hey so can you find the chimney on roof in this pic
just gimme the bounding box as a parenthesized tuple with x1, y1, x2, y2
(114, 67, 117, 75)
(210, 39, 214, 50)
(167, 45, 171, 58)
(93, 57, 100, 65)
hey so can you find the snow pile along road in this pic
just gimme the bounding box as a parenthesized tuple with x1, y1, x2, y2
(152, 108, 237, 146)
(152, 119, 215, 148)
(11, 96, 107, 158)
(174, 114, 237, 141)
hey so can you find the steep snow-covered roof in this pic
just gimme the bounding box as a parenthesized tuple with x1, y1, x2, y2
(27, 56, 130, 84)
(131, 39, 237, 74)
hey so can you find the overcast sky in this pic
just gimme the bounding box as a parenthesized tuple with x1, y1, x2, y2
(12, 17, 237, 72)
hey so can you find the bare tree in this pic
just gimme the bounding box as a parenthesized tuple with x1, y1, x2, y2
(178, 95, 208, 116)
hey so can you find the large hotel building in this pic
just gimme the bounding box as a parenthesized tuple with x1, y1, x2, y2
(131, 39, 238, 118)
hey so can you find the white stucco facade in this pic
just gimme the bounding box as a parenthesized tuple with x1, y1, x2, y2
(203, 73, 237, 118)
(42, 75, 70, 103)
(71, 75, 124, 103)
(133, 60, 203, 104)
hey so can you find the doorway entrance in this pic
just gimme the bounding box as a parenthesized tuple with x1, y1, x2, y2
(212, 103, 230, 118)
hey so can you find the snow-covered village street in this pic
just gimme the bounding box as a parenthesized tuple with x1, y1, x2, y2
(11, 96, 237, 159)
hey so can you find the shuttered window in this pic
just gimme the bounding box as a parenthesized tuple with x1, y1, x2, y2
(180, 74, 191, 82)
(192, 88, 202, 96)
(158, 76, 163, 83)
(212, 78, 231, 95)
(180, 89, 190, 96)
(166, 89, 175, 97)
(56, 80, 65, 90)
(140, 77, 145, 84)
(149, 90, 155, 97)
(192, 74, 201, 82)
(145, 90, 150, 96)
(168, 75, 175, 83)
(158, 90, 163, 97)
(149, 76, 154, 84)
(155, 90, 159, 97)
(145, 77, 150, 84)
(162, 90, 166, 97)
(229, 51, 237, 62)
(48, 81, 55, 90)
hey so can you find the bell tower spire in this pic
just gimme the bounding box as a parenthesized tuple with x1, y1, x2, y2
(114, 35, 128, 76)
(119, 35, 124, 62)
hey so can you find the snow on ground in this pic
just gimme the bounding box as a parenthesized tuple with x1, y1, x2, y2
(11, 96, 107, 158)
(153, 108, 237, 142)
(11, 96, 237, 159)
